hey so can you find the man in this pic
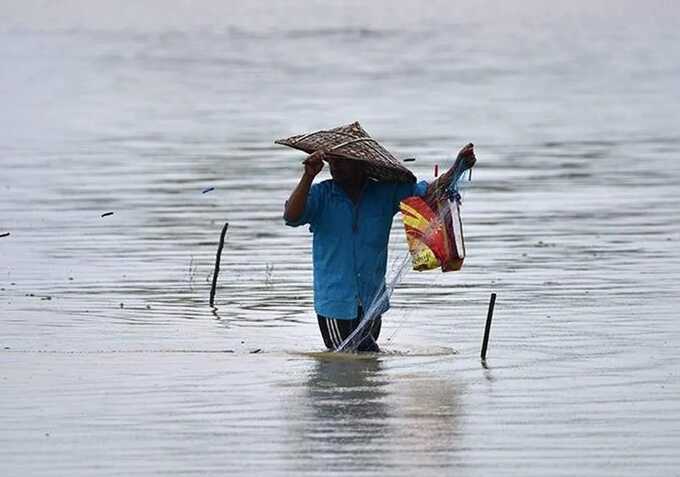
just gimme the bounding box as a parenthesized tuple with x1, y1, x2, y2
(284, 143, 476, 352)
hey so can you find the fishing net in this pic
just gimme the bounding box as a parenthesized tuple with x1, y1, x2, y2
(336, 148, 475, 352)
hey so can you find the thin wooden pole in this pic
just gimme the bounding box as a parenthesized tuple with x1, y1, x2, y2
(209, 222, 229, 307)
(481, 292, 496, 360)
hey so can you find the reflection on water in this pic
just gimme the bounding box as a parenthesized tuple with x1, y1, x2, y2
(286, 355, 462, 474)
(292, 357, 390, 473)
(305, 357, 389, 428)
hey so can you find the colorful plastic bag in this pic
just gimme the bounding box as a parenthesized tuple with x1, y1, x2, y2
(400, 194, 465, 272)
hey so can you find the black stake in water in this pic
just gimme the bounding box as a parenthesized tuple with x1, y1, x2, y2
(209, 222, 229, 307)
(481, 293, 496, 360)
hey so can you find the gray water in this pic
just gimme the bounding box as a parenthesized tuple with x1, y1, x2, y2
(2, 1, 680, 475)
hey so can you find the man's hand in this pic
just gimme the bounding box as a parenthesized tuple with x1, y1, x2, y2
(286, 151, 325, 223)
(456, 143, 476, 170)
(425, 143, 477, 203)
(303, 150, 326, 178)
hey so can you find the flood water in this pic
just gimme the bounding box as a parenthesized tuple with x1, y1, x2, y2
(2, 1, 680, 475)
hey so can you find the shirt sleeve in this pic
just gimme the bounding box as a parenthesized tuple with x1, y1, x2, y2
(392, 180, 429, 214)
(284, 182, 323, 228)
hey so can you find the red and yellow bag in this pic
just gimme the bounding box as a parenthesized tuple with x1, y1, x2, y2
(400, 194, 465, 272)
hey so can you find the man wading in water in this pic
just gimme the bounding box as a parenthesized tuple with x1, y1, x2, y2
(281, 123, 475, 352)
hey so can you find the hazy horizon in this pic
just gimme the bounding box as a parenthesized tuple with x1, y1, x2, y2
(2, 0, 678, 32)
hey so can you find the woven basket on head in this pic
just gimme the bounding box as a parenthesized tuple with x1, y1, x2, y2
(275, 122, 416, 183)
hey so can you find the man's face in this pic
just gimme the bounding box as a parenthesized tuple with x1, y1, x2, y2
(328, 157, 364, 184)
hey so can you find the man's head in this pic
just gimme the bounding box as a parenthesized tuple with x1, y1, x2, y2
(328, 156, 366, 187)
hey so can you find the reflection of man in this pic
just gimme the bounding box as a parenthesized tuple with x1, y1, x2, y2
(305, 357, 388, 423)
(284, 132, 475, 352)
(284, 356, 389, 473)
(283, 355, 462, 474)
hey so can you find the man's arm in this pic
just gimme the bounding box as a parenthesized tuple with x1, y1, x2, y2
(284, 150, 325, 223)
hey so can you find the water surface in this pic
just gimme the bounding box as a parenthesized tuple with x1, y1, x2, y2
(1, 2, 680, 475)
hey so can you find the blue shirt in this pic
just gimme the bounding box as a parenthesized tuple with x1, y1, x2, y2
(285, 179, 428, 320)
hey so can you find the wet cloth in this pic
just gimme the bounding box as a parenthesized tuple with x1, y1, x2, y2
(318, 307, 382, 352)
(285, 178, 428, 320)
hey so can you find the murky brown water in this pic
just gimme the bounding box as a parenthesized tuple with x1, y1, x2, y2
(2, 2, 680, 475)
